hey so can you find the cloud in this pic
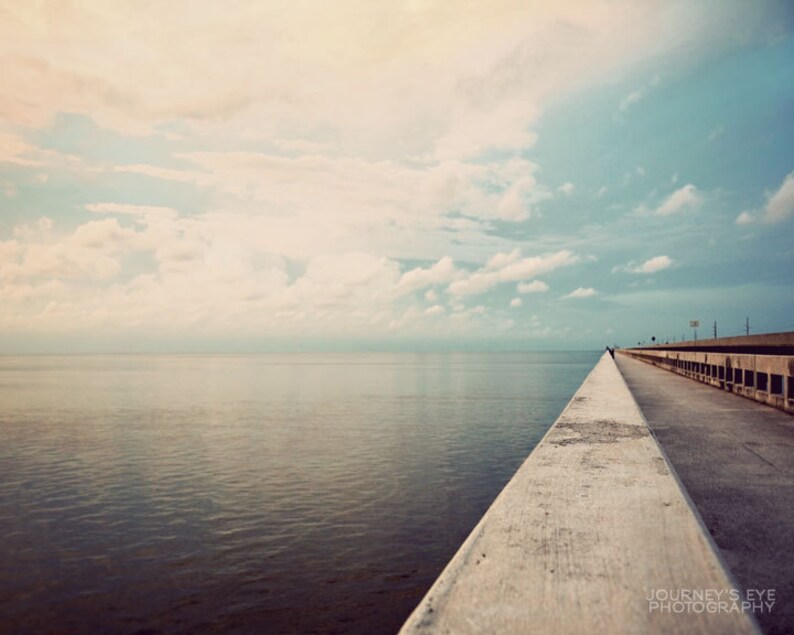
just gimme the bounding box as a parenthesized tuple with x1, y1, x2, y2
(398, 257, 458, 294)
(5, 213, 569, 338)
(614, 255, 674, 274)
(618, 75, 660, 113)
(86, 202, 180, 220)
(0, 131, 41, 166)
(636, 255, 673, 273)
(563, 287, 598, 299)
(735, 211, 754, 225)
(0, 2, 773, 344)
(516, 280, 549, 294)
(448, 249, 579, 296)
(485, 249, 521, 271)
(655, 184, 701, 216)
(510, 297, 523, 308)
(0, 1, 726, 158)
(558, 182, 575, 195)
(496, 175, 551, 221)
(729, 172, 794, 227)
(762, 170, 794, 223)
(1, 216, 138, 284)
(619, 90, 644, 112)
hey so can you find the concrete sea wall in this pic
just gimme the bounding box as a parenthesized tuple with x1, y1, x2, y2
(400, 353, 759, 634)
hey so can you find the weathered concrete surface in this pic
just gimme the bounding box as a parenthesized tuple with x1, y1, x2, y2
(400, 353, 758, 635)
(615, 353, 794, 635)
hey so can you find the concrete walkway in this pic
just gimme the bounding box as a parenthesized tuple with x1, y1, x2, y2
(616, 353, 794, 635)
(401, 354, 758, 635)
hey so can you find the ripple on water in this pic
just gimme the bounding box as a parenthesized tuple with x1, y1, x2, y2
(0, 351, 598, 634)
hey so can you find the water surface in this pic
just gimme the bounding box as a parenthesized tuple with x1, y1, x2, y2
(0, 352, 598, 634)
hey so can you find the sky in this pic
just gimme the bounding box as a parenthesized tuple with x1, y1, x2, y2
(1, 0, 793, 353)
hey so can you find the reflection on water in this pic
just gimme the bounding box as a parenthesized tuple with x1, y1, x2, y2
(0, 352, 598, 634)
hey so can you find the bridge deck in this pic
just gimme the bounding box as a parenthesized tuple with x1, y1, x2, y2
(615, 353, 794, 635)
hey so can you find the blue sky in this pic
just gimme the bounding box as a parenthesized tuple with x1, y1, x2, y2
(1, 1, 793, 352)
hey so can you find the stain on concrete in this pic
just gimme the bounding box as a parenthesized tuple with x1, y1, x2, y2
(550, 419, 649, 446)
(652, 456, 670, 476)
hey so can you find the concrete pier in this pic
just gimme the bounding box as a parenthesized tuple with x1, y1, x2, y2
(400, 353, 759, 635)
(615, 353, 794, 635)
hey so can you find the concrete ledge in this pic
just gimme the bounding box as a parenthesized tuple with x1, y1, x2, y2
(400, 353, 759, 635)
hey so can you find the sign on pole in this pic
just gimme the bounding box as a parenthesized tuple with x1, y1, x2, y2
(689, 320, 699, 328)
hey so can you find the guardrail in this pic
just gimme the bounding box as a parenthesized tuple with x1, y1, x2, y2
(618, 348, 794, 414)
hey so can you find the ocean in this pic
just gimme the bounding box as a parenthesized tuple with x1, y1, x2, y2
(0, 351, 598, 634)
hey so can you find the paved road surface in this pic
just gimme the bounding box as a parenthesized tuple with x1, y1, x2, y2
(616, 353, 794, 635)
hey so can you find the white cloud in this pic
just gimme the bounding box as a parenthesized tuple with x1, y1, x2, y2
(0, 131, 41, 166)
(496, 176, 547, 221)
(762, 170, 794, 223)
(7, 212, 579, 338)
(596, 186, 608, 198)
(485, 249, 521, 271)
(398, 257, 458, 294)
(708, 126, 724, 142)
(516, 280, 549, 294)
(448, 249, 579, 296)
(86, 202, 179, 221)
(558, 182, 575, 195)
(618, 73, 661, 113)
(510, 297, 523, 308)
(638, 256, 673, 273)
(0, 1, 729, 158)
(655, 184, 701, 216)
(619, 90, 644, 112)
(1, 217, 137, 283)
(616, 255, 673, 274)
(0, 2, 768, 343)
(735, 211, 754, 225)
(563, 287, 598, 299)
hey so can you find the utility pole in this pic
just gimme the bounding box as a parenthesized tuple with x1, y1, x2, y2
(745, 317, 750, 336)
(713, 321, 717, 338)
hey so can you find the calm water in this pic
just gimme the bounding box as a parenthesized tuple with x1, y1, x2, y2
(0, 352, 598, 634)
